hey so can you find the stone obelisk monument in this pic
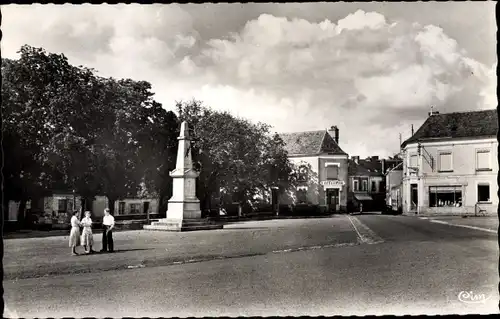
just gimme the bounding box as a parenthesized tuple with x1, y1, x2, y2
(144, 121, 222, 231)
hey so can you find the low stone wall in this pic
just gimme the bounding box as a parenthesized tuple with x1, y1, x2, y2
(404, 205, 498, 217)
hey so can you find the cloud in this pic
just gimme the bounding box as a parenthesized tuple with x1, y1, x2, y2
(336, 9, 387, 32)
(1, 5, 496, 158)
(185, 10, 495, 156)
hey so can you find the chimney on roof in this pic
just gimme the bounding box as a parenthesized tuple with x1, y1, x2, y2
(327, 125, 339, 144)
(428, 105, 440, 117)
(352, 156, 359, 164)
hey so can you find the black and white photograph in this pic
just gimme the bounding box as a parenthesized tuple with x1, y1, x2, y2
(2, 2, 498, 317)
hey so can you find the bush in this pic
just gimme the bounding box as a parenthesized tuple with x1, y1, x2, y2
(253, 203, 273, 213)
(278, 204, 293, 215)
(293, 204, 321, 216)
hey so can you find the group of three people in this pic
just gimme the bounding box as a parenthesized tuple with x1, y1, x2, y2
(69, 208, 115, 255)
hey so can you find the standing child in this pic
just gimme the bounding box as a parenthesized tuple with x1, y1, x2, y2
(69, 211, 81, 256)
(81, 211, 95, 254)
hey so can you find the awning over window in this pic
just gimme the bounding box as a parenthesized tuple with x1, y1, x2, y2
(354, 194, 373, 201)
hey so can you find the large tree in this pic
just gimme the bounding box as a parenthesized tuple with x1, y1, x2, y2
(176, 100, 296, 215)
(2, 45, 179, 218)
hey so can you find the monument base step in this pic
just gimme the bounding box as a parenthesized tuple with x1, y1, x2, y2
(143, 218, 223, 232)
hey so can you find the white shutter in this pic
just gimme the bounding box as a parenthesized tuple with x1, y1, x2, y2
(476, 150, 490, 170)
(409, 155, 418, 168)
(439, 153, 452, 171)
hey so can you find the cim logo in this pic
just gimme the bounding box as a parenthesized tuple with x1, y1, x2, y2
(458, 291, 492, 304)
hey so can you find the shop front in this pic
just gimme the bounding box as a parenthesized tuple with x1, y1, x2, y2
(321, 180, 345, 212)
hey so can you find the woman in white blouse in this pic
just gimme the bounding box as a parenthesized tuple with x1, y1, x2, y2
(68, 211, 81, 255)
(80, 211, 95, 254)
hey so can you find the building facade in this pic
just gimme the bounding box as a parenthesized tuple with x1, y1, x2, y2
(385, 163, 403, 213)
(8, 193, 159, 223)
(347, 156, 398, 212)
(279, 126, 349, 212)
(401, 109, 498, 215)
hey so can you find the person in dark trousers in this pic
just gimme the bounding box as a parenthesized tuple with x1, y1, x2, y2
(100, 208, 115, 253)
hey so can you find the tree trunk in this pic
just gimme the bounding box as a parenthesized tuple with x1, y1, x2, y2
(17, 199, 27, 227)
(84, 196, 93, 211)
(4, 196, 11, 223)
(238, 203, 243, 217)
(107, 196, 117, 215)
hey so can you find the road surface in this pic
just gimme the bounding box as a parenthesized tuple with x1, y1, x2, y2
(4, 214, 498, 317)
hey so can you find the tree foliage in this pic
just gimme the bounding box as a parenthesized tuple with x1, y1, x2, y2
(176, 100, 296, 214)
(3, 45, 297, 220)
(2, 45, 179, 216)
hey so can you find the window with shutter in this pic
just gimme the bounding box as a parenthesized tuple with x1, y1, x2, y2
(438, 152, 453, 172)
(362, 180, 368, 191)
(476, 150, 490, 170)
(326, 165, 339, 180)
(409, 155, 418, 168)
(118, 202, 126, 214)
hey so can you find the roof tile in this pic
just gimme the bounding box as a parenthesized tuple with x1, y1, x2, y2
(279, 130, 347, 156)
(402, 109, 498, 147)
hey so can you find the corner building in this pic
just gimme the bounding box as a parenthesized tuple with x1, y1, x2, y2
(401, 109, 498, 216)
(279, 126, 349, 213)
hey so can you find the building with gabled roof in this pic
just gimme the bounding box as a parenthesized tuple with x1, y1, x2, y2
(347, 155, 402, 212)
(278, 126, 349, 213)
(401, 108, 498, 216)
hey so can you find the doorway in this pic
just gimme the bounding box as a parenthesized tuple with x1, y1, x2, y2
(143, 201, 150, 215)
(326, 189, 340, 212)
(410, 184, 418, 212)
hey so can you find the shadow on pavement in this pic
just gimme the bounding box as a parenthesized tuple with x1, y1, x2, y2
(222, 227, 271, 230)
(101, 248, 153, 254)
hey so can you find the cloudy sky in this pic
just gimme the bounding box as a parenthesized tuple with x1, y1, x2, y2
(2, 2, 497, 158)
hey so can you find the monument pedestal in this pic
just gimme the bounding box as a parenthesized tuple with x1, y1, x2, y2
(143, 218, 222, 232)
(144, 121, 223, 232)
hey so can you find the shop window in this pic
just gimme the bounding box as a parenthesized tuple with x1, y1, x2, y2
(353, 180, 359, 191)
(371, 181, 377, 192)
(429, 186, 462, 207)
(477, 184, 490, 202)
(476, 150, 491, 171)
(438, 152, 453, 172)
(129, 203, 141, 214)
(118, 201, 126, 215)
(326, 165, 339, 180)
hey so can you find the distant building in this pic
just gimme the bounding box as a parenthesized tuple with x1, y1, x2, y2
(385, 162, 403, 213)
(8, 192, 159, 223)
(401, 109, 498, 215)
(279, 126, 349, 213)
(347, 156, 401, 212)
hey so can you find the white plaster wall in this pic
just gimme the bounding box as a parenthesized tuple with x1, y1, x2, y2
(402, 138, 498, 215)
